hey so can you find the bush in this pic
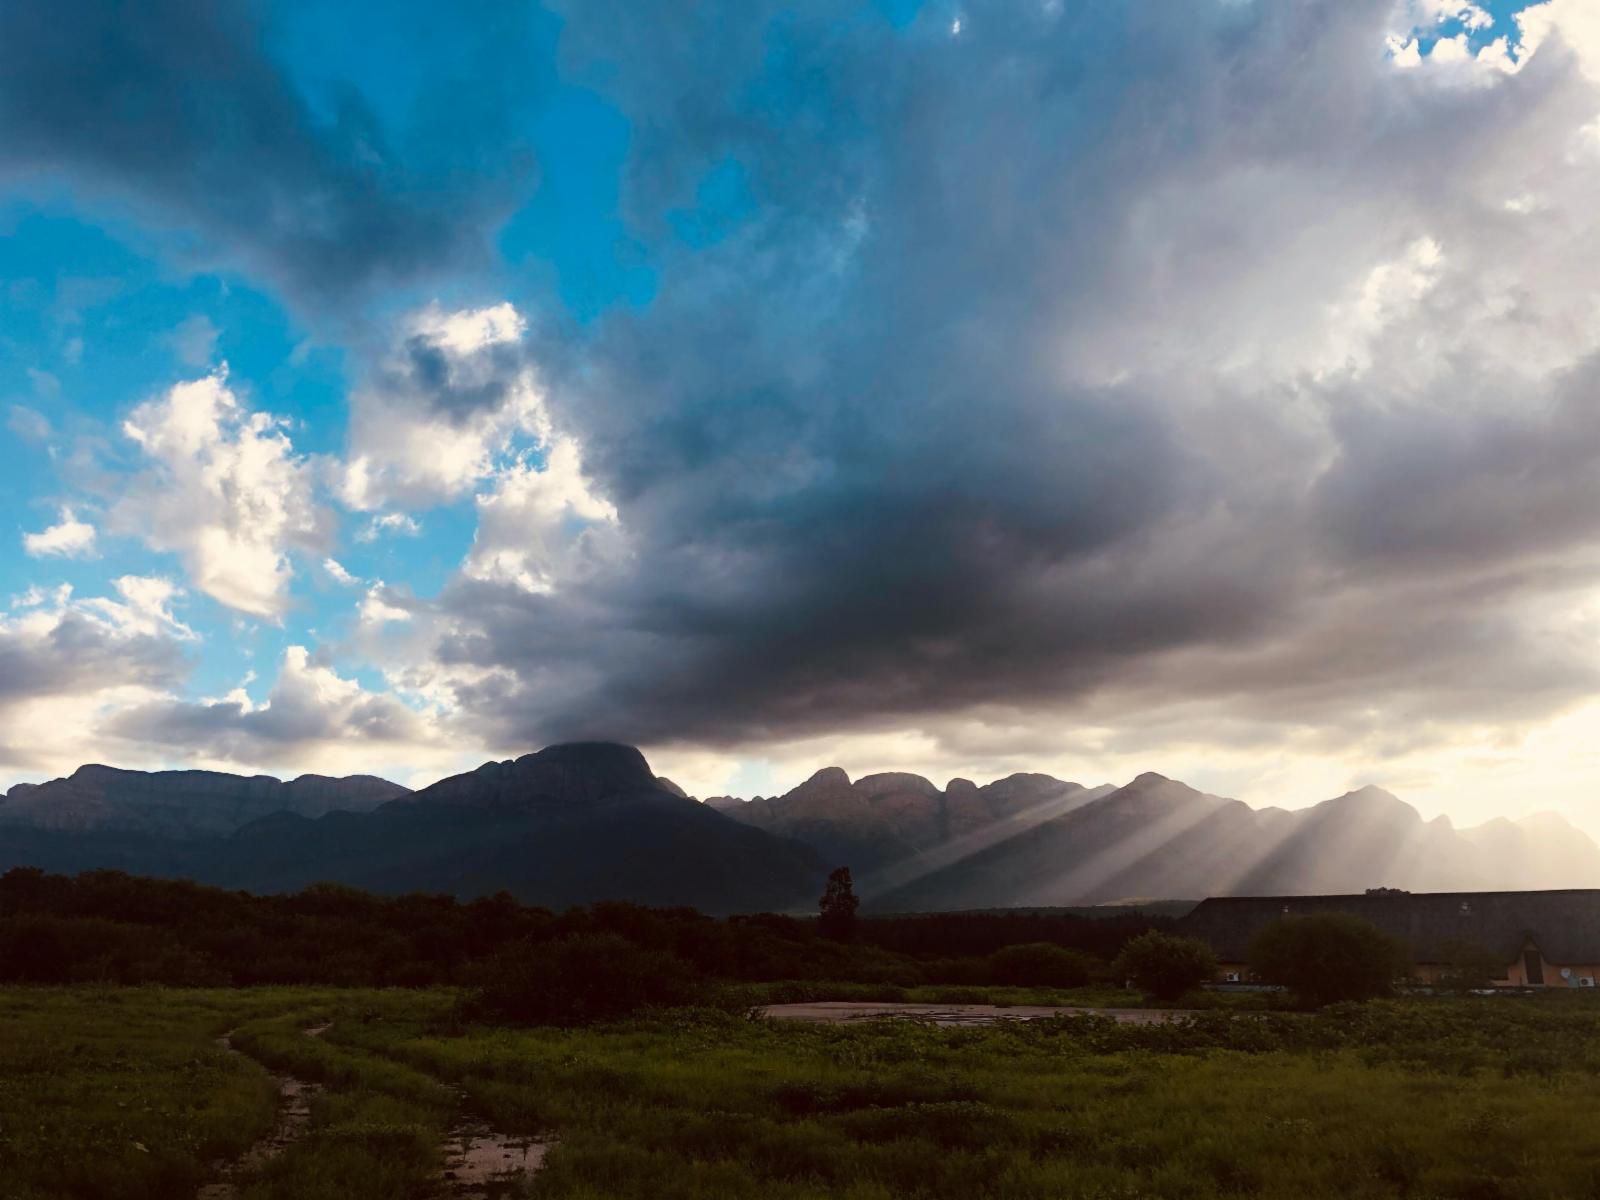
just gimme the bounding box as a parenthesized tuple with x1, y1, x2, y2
(1248, 914, 1406, 1007)
(988, 943, 1097, 988)
(1435, 938, 1505, 993)
(1112, 931, 1217, 1001)
(467, 933, 716, 1025)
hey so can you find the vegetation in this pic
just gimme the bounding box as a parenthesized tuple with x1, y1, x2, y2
(1436, 938, 1507, 993)
(987, 942, 1098, 989)
(1112, 930, 1218, 1001)
(818, 866, 860, 942)
(0, 867, 1175, 991)
(466, 933, 721, 1026)
(14, 868, 1596, 1198)
(1249, 913, 1407, 1007)
(10, 986, 1600, 1199)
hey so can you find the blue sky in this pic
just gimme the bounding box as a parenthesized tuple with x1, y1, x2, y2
(6, 0, 1600, 833)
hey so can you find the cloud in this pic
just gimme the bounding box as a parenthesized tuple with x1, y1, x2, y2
(12, 0, 1600, 828)
(323, 557, 358, 586)
(105, 643, 454, 774)
(169, 314, 219, 368)
(0, 577, 193, 773)
(463, 439, 618, 593)
(114, 370, 328, 619)
(355, 512, 422, 543)
(353, 0, 1600, 787)
(339, 303, 549, 511)
(22, 507, 97, 559)
(0, 0, 509, 308)
(359, 582, 412, 626)
(7, 405, 51, 443)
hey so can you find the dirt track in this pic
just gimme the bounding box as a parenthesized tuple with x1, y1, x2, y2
(760, 1001, 1194, 1026)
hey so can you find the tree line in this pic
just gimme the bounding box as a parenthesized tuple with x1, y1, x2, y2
(0, 867, 1175, 990)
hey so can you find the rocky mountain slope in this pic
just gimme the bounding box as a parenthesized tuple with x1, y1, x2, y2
(707, 767, 1113, 888)
(3, 746, 1595, 911)
(0, 744, 826, 913)
(0, 765, 407, 837)
(869, 774, 1600, 910)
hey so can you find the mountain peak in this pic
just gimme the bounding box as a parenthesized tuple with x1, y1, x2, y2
(1129, 771, 1171, 787)
(1324, 784, 1408, 812)
(800, 766, 852, 790)
(855, 771, 938, 798)
(520, 742, 659, 793)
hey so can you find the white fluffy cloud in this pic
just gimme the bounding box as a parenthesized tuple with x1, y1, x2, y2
(103, 643, 462, 780)
(0, 577, 193, 776)
(355, 512, 421, 543)
(323, 557, 358, 586)
(339, 303, 550, 511)
(23, 507, 98, 558)
(115, 370, 326, 619)
(359, 581, 413, 626)
(463, 438, 619, 593)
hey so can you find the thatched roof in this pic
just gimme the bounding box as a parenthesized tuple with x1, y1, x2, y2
(1179, 889, 1600, 964)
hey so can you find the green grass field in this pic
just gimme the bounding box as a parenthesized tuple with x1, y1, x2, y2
(6, 986, 1600, 1200)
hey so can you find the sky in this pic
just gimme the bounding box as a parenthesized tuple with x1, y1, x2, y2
(4, 0, 1600, 833)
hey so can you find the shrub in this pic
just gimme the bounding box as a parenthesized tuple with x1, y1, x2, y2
(1435, 938, 1505, 993)
(988, 942, 1097, 988)
(1112, 931, 1218, 1001)
(466, 933, 715, 1025)
(1248, 913, 1406, 1007)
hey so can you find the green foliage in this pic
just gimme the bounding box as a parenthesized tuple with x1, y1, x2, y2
(987, 942, 1098, 988)
(12, 987, 1600, 1199)
(0, 869, 1172, 991)
(1436, 938, 1506, 993)
(466, 933, 719, 1026)
(1249, 913, 1407, 1007)
(818, 867, 860, 942)
(1112, 930, 1218, 1000)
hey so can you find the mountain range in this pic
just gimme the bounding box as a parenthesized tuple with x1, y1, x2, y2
(3, 744, 1596, 911)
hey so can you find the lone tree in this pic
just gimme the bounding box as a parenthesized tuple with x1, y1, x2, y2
(1248, 913, 1406, 1007)
(1112, 931, 1218, 1001)
(818, 867, 859, 942)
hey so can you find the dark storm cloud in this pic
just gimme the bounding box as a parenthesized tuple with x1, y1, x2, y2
(0, 0, 521, 306)
(396, 0, 1600, 757)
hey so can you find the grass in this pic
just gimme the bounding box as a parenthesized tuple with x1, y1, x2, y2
(738, 980, 1273, 1009)
(7, 986, 1600, 1198)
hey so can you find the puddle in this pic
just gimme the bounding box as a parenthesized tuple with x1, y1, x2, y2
(761, 1001, 1196, 1026)
(439, 1123, 553, 1198)
(195, 1073, 320, 1199)
(195, 1029, 323, 1199)
(200, 1024, 551, 1199)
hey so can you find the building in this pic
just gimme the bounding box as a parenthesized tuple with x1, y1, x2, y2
(1178, 889, 1600, 987)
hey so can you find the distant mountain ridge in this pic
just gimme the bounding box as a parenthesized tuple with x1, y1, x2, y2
(2, 746, 1596, 911)
(706, 767, 1115, 893)
(866, 773, 1600, 910)
(0, 764, 408, 837)
(0, 744, 825, 914)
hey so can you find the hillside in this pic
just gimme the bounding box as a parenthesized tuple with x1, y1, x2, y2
(0, 765, 407, 837)
(871, 775, 1600, 910)
(0, 744, 827, 914)
(4, 746, 1597, 911)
